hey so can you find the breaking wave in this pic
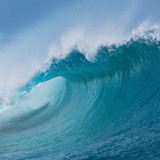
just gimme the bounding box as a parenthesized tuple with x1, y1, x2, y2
(0, 36, 160, 159)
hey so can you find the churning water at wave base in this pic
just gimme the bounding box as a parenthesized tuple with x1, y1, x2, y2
(0, 1, 160, 160)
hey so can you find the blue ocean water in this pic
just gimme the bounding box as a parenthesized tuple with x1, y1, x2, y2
(0, 1, 160, 159)
(0, 37, 160, 159)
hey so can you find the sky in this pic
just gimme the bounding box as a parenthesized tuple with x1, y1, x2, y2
(0, 0, 160, 36)
(0, 0, 72, 36)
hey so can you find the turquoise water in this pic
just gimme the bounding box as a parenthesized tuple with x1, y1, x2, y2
(0, 38, 160, 159)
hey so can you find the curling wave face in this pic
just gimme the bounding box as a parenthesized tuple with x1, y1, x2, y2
(0, 37, 160, 159)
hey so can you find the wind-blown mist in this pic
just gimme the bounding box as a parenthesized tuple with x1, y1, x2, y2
(0, 0, 160, 159)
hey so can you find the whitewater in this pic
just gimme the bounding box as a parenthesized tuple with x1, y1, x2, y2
(0, 0, 160, 159)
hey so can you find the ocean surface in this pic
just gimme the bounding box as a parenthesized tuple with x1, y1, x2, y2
(0, 1, 160, 160)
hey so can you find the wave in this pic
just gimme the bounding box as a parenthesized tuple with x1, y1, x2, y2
(0, 37, 160, 159)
